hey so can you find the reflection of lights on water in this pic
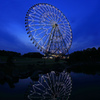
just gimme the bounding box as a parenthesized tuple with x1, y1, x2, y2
(26, 71, 72, 100)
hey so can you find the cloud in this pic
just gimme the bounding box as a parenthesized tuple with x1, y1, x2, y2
(0, 25, 38, 54)
(69, 3, 100, 53)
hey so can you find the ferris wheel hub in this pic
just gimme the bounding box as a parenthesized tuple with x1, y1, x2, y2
(55, 23, 58, 26)
(53, 23, 58, 28)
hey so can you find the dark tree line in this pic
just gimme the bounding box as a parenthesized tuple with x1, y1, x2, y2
(0, 50, 21, 57)
(0, 50, 43, 58)
(1, 47, 100, 60)
(22, 52, 43, 58)
(68, 47, 100, 63)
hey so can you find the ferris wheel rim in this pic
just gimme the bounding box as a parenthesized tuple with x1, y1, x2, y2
(25, 3, 72, 55)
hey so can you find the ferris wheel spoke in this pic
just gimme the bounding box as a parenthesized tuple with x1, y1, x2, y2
(29, 14, 41, 20)
(48, 13, 54, 21)
(46, 6, 55, 21)
(50, 9, 57, 21)
(54, 8, 58, 21)
(64, 36, 70, 44)
(58, 16, 66, 23)
(58, 17, 66, 24)
(51, 8, 55, 21)
(58, 16, 63, 23)
(28, 21, 35, 27)
(51, 11, 55, 20)
(46, 28, 55, 51)
(41, 6, 48, 14)
(60, 24, 70, 28)
(55, 12, 61, 22)
(60, 29, 71, 35)
(53, 13, 57, 22)
(56, 12, 60, 22)
(44, 5, 52, 15)
(54, 9, 58, 21)
(44, 7, 53, 20)
(62, 32, 71, 39)
(51, 28, 58, 53)
(35, 30, 46, 37)
(60, 27, 70, 31)
(66, 35, 72, 40)
(60, 35, 69, 46)
(59, 22, 69, 27)
(42, 14, 51, 21)
(38, 6, 45, 13)
(29, 9, 35, 13)
(34, 11, 42, 17)
(29, 24, 52, 27)
(43, 19, 53, 23)
(57, 12, 62, 22)
(46, 14, 53, 21)
(29, 19, 41, 23)
(49, 11, 54, 20)
(60, 25, 70, 30)
(35, 7, 44, 14)
(42, 34, 50, 47)
(42, 16, 52, 23)
(37, 34, 47, 44)
(59, 22, 70, 26)
(26, 19, 33, 22)
(57, 27, 67, 49)
(30, 27, 44, 33)
(45, 5, 51, 12)
(41, 27, 52, 34)
(60, 28, 71, 35)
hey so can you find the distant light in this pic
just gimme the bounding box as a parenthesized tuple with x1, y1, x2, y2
(67, 56, 69, 59)
(49, 57, 53, 59)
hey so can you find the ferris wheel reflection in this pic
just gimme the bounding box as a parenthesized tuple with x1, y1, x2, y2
(25, 71, 72, 100)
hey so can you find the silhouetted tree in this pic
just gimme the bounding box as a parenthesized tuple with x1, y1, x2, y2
(68, 47, 100, 63)
(55, 57, 60, 62)
(0, 50, 21, 57)
(22, 52, 43, 58)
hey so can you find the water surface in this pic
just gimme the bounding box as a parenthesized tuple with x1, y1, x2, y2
(0, 71, 100, 100)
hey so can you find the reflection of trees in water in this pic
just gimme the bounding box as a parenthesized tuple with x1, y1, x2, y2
(25, 71, 72, 100)
(67, 62, 100, 75)
(0, 63, 35, 88)
(0, 60, 100, 89)
(0, 63, 66, 88)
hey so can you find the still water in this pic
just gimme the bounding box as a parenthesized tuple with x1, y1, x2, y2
(0, 71, 100, 100)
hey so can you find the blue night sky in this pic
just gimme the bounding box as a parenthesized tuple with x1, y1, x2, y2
(0, 0, 100, 54)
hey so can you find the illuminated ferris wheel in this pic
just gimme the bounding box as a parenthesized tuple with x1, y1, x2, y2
(25, 3, 72, 55)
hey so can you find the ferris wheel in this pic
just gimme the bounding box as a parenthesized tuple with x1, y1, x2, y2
(25, 3, 72, 55)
